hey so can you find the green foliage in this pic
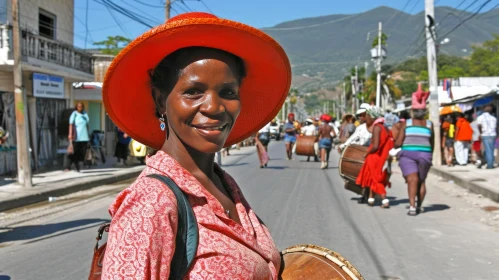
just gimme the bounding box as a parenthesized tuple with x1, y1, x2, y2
(469, 34, 499, 76)
(93, 36, 131, 55)
(372, 33, 388, 48)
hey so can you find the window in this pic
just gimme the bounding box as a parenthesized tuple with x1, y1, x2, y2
(39, 9, 56, 40)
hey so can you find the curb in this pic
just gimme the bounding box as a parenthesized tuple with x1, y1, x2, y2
(0, 167, 144, 212)
(429, 167, 499, 203)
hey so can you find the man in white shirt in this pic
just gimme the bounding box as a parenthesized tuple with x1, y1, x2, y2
(301, 119, 319, 161)
(339, 103, 372, 151)
(476, 104, 497, 169)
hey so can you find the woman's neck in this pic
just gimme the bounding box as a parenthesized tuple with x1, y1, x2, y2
(161, 133, 216, 180)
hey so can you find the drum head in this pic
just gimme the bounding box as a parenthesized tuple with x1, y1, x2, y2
(280, 244, 364, 280)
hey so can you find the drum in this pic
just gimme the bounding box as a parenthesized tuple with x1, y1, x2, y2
(280, 244, 364, 280)
(295, 136, 316, 156)
(339, 144, 368, 194)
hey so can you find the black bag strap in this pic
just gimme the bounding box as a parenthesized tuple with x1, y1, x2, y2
(146, 174, 199, 280)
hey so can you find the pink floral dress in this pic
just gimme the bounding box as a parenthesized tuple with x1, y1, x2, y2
(102, 151, 281, 279)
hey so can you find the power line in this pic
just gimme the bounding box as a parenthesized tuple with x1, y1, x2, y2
(200, 0, 214, 14)
(103, 2, 131, 37)
(263, 14, 359, 31)
(439, 0, 493, 39)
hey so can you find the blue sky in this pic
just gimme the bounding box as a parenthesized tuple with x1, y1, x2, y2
(73, 0, 493, 49)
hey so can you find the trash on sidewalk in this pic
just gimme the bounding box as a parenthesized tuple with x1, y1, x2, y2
(48, 197, 58, 202)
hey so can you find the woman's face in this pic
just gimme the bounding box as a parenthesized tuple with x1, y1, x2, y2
(365, 114, 374, 126)
(165, 52, 242, 153)
(76, 103, 84, 113)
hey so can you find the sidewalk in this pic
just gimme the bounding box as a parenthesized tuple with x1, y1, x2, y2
(430, 164, 499, 202)
(0, 145, 257, 212)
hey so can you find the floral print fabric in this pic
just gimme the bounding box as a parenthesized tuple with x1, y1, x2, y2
(102, 151, 281, 279)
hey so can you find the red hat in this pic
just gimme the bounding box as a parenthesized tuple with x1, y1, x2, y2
(320, 114, 331, 122)
(103, 12, 291, 149)
(412, 83, 430, 110)
(288, 113, 295, 117)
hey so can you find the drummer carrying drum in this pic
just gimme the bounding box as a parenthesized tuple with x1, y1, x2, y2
(355, 106, 394, 208)
(284, 113, 297, 160)
(338, 103, 372, 152)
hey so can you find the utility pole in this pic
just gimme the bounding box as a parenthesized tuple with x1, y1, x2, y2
(342, 81, 346, 117)
(12, 0, 32, 187)
(165, 0, 171, 20)
(425, 0, 441, 166)
(352, 65, 358, 112)
(375, 21, 382, 108)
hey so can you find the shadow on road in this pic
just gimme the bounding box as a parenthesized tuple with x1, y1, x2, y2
(222, 162, 249, 167)
(265, 166, 288, 170)
(0, 218, 110, 244)
(423, 204, 451, 213)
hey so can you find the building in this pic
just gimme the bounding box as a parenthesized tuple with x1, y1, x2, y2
(0, 0, 94, 174)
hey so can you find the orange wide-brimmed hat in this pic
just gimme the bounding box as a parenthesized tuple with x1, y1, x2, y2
(103, 12, 291, 149)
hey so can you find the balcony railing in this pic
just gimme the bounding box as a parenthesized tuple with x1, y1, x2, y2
(0, 24, 94, 75)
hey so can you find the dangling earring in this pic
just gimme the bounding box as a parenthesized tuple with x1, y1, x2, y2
(159, 114, 166, 131)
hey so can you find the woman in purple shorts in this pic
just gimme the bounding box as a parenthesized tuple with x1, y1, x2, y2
(395, 86, 434, 216)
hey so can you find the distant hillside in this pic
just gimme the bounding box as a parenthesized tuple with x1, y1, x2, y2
(262, 6, 499, 91)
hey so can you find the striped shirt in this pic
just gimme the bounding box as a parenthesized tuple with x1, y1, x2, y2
(402, 119, 432, 153)
(476, 112, 497, 137)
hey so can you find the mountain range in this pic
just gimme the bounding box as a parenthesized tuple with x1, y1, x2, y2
(262, 6, 499, 91)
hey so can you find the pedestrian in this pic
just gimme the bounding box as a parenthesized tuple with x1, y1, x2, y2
(339, 114, 356, 144)
(255, 122, 271, 168)
(476, 104, 497, 169)
(338, 103, 372, 152)
(395, 88, 433, 216)
(384, 109, 399, 130)
(318, 114, 334, 169)
(100, 12, 289, 279)
(454, 113, 473, 165)
(355, 106, 394, 208)
(114, 127, 131, 166)
(441, 115, 455, 166)
(470, 113, 483, 166)
(283, 113, 297, 160)
(301, 118, 319, 162)
(65, 102, 89, 172)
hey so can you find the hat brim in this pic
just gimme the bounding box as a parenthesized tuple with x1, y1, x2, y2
(103, 16, 291, 150)
(356, 109, 367, 115)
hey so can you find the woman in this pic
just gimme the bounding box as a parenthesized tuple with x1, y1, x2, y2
(395, 88, 433, 216)
(355, 106, 394, 208)
(101, 12, 290, 279)
(65, 102, 89, 172)
(318, 114, 334, 169)
(255, 122, 271, 168)
(441, 115, 455, 166)
(114, 127, 131, 165)
(339, 114, 356, 144)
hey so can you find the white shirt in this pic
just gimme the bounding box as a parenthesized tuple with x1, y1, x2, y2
(301, 124, 317, 136)
(476, 112, 497, 137)
(258, 123, 271, 134)
(339, 123, 371, 149)
(471, 121, 480, 141)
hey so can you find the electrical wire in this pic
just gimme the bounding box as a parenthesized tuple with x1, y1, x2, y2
(199, 0, 214, 14)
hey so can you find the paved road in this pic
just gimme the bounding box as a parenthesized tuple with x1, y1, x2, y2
(1, 141, 499, 280)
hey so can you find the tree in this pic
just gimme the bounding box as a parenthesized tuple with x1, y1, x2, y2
(372, 33, 388, 48)
(93, 36, 131, 55)
(469, 34, 499, 76)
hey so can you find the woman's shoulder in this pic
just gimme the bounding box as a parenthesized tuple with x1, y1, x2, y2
(108, 168, 178, 218)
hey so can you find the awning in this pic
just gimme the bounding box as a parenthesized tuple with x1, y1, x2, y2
(72, 82, 103, 101)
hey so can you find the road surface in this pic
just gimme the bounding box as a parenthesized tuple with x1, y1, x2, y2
(1, 141, 498, 280)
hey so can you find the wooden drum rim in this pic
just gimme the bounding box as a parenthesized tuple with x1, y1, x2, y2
(281, 244, 364, 280)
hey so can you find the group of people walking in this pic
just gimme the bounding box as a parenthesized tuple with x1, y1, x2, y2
(441, 104, 497, 169)
(338, 86, 435, 216)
